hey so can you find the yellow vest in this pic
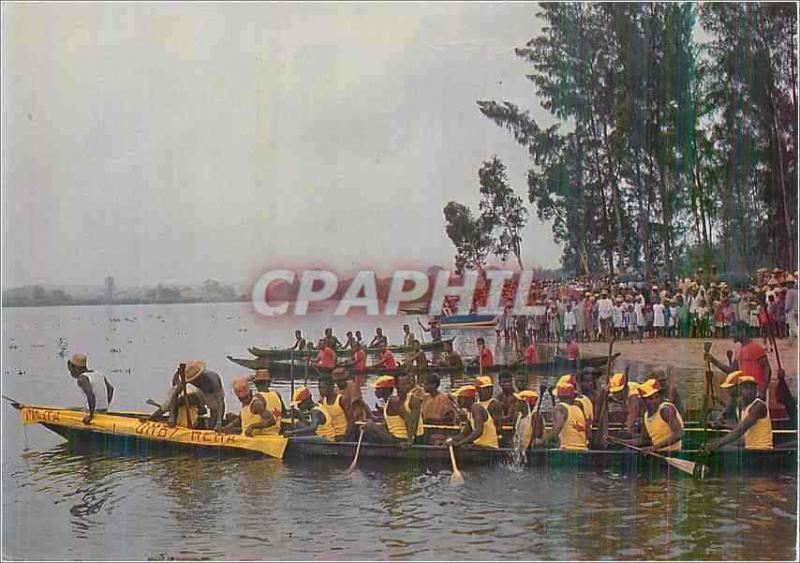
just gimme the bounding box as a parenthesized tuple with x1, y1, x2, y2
(576, 395, 594, 423)
(644, 401, 683, 452)
(261, 390, 284, 430)
(323, 395, 348, 437)
(467, 402, 499, 449)
(240, 394, 279, 436)
(739, 399, 773, 450)
(312, 404, 336, 442)
(558, 402, 588, 450)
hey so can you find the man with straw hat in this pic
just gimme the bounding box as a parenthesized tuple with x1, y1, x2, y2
(151, 361, 225, 430)
(619, 379, 684, 453)
(66, 353, 114, 425)
(703, 371, 773, 453)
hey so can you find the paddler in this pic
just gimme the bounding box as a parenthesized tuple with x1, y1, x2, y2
(284, 386, 337, 442)
(522, 337, 538, 366)
(494, 371, 519, 428)
(403, 340, 429, 372)
(323, 328, 343, 350)
(652, 369, 686, 418)
(619, 379, 684, 452)
(151, 361, 225, 431)
(446, 377, 500, 449)
(289, 330, 307, 351)
(606, 372, 642, 435)
(370, 343, 398, 370)
(702, 371, 773, 452)
(332, 368, 370, 426)
(418, 318, 443, 342)
(546, 376, 589, 450)
(342, 341, 368, 374)
(223, 377, 277, 436)
(514, 389, 545, 449)
(363, 374, 424, 445)
(402, 324, 416, 347)
(311, 340, 337, 371)
(316, 372, 352, 439)
(476, 337, 494, 371)
(250, 369, 287, 424)
(369, 327, 388, 348)
(66, 353, 115, 425)
(514, 371, 530, 392)
(438, 339, 464, 369)
(706, 329, 772, 399)
(421, 373, 457, 424)
(342, 331, 357, 350)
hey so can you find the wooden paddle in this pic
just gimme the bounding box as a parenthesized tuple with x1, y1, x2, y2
(767, 323, 796, 426)
(179, 363, 193, 431)
(448, 444, 465, 486)
(702, 342, 714, 442)
(289, 351, 295, 428)
(347, 426, 366, 474)
(593, 335, 616, 448)
(607, 436, 707, 478)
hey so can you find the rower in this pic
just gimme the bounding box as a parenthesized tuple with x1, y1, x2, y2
(224, 378, 277, 436)
(606, 372, 642, 435)
(565, 335, 581, 362)
(514, 371, 530, 392)
(66, 353, 114, 425)
(289, 330, 307, 351)
(362, 374, 424, 445)
(703, 371, 773, 452)
(494, 371, 519, 428)
(323, 328, 343, 350)
(342, 331, 357, 350)
(421, 373, 457, 424)
(250, 369, 287, 426)
(556, 374, 594, 441)
(355, 330, 364, 347)
(418, 318, 442, 342)
(369, 327, 388, 348)
(152, 361, 225, 430)
(402, 324, 416, 347)
(439, 340, 463, 369)
(476, 337, 494, 372)
(523, 337, 537, 366)
(371, 343, 398, 370)
(706, 329, 771, 399)
(332, 368, 370, 426)
(514, 389, 545, 449)
(311, 340, 337, 370)
(404, 340, 429, 372)
(317, 372, 352, 439)
(619, 379, 684, 452)
(343, 341, 367, 374)
(447, 378, 499, 449)
(547, 377, 589, 450)
(285, 385, 339, 442)
(652, 369, 686, 418)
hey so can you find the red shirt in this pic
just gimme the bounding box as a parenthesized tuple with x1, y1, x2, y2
(479, 347, 494, 368)
(566, 341, 580, 361)
(524, 345, 537, 365)
(353, 349, 367, 372)
(381, 350, 397, 369)
(316, 348, 336, 369)
(738, 341, 768, 390)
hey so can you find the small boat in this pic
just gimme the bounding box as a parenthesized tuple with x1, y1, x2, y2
(439, 314, 498, 329)
(226, 352, 621, 375)
(12, 403, 796, 475)
(247, 337, 456, 360)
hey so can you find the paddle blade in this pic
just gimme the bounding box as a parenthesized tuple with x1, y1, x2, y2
(665, 457, 702, 477)
(450, 470, 465, 487)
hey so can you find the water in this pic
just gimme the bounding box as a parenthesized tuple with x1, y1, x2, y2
(2, 303, 797, 560)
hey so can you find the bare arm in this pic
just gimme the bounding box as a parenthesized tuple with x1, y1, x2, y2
(707, 401, 766, 450)
(453, 403, 485, 447)
(650, 404, 684, 450)
(545, 404, 566, 446)
(244, 396, 276, 437)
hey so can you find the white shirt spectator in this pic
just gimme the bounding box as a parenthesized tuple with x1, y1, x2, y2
(563, 309, 576, 330)
(598, 298, 613, 320)
(653, 303, 665, 328)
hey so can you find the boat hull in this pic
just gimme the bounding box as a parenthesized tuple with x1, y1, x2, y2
(248, 337, 457, 360)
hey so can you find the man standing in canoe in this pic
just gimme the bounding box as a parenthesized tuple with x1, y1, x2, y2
(402, 324, 416, 347)
(446, 379, 499, 449)
(223, 377, 277, 436)
(67, 353, 114, 425)
(546, 376, 589, 450)
(418, 318, 443, 342)
(476, 337, 494, 372)
(438, 340, 464, 370)
(311, 340, 337, 371)
(618, 379, 684, 452)
(363, 374, 424, 445)
(289, 330, 307, 351)
(369, 327, 388, 348)
(706, 329, 772, 400)
(702, 371, 773, 453)
(151, 361, 225, 431)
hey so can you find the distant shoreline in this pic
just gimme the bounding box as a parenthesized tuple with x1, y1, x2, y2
(2, 297, 250, 308)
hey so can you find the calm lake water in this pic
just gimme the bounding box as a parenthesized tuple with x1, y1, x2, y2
(2, 303, 797, 560)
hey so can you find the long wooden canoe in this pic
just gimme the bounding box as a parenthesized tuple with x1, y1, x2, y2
(13, 404, 797, 475)
(439, 314, 498, 329)
(247, 337, 457, 360)
(226, 352, 621, 374)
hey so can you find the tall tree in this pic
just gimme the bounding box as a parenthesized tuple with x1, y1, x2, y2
(477, 156, 529, 269)
(443, 201, 492, 275)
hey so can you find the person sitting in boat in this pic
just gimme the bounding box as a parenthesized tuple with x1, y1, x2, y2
(223, 378, 277, 437)
(476, 337, 494, 372)
(311, 340, 337, 371)
(67, 353, 114, 425)
(313, 372, 352, 440)
(403, 340, 429, 372)
(289, 330, 306, 351)
(603, 372, 642, 436)
(402, 324, 416, 347)
(618, 379, 684, 453)
(555, 374, 594, 443)
(368, 327, 388, 349)
(514, 371, 530, 392)
(151, 361, 225, 431)
(323, 328, 343, 351)
(438, 340, 463, 369)
(702, 371, 773, 452)
(250, 369, 287, 426)
(421, 373, 457, 425)
(284, 386, 337, 442)
(446, 378, 499, 449)
(546, 377, 589, 451)
(417, 318, 442, 342)
(355, 330, 364, 347)
(494, 371, 519, 431)
(332, 368, 370, 427)
(370, 343, 398, 370)
(363, 374, 423, 445)
(523, 337, 537, 367)
(513, 389, 545, 450)
(652, 369, 686, 418)
(341, 341, 367, 373)
(341, 331, 357, 350)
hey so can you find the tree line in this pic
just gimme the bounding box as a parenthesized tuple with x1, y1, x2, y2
(447, 2, 796, 279)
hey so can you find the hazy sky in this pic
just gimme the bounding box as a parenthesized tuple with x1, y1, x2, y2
(2, 2, 562, 289)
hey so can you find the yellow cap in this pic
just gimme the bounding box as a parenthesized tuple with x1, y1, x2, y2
(291, 386, 312, 406)
(608, 373, 626, 393)
(556, 374, 577, 388)
(475, 376, 494, 388)
(453, 385, 478, 399)
(514, 390, 539, 404)
(636, 378, 661, 398)
(372, 375, 395, 389)
(69, 353, 87, 367)
(720, 370, 757, 388)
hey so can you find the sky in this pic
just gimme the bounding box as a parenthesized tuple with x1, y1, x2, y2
(2, 2, 562, 289)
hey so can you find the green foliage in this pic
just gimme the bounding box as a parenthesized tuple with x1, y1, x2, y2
(477, 156, 529, 268)
(443, 201, 492, 275)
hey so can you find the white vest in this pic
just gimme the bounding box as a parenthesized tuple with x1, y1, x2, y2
(84, 371, 109, 411)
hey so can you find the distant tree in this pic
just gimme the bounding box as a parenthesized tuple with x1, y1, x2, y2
(443, 201, 492, 275)
(478, 156, 528, 269)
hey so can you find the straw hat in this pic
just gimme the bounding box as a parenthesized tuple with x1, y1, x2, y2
(184, 361, 205, 383)
(69, 353, 87, 368)
(608, 373, 627, 393)
(475, 376, 494, 388)
(453, 385, 477, 399)
(720, 370, 756, 388)
(636, 379, 661, 398)
(372, 375, 395, 389)
(514, 389, 539, 405)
